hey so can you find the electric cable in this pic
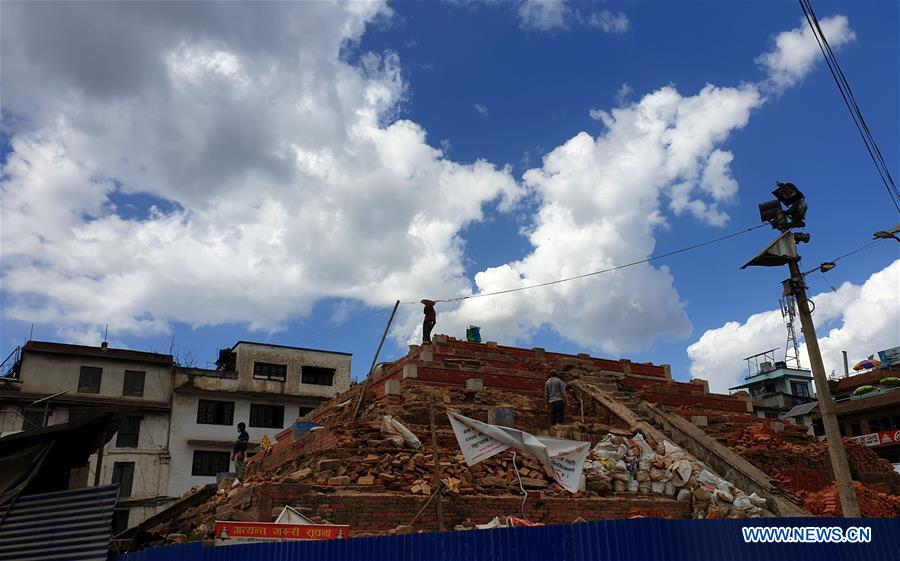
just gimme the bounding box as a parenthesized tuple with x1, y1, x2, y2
(799, 0, 900, 214)
(831, 239, 883, 262)
(403, 223, 769, 304)
(293, 306, 392, 344)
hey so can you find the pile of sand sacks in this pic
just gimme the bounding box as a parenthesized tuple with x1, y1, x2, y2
(583, 433, 768, 518)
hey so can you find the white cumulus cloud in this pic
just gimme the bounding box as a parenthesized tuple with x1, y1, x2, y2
(688, 259, 900, 393)
(756, 15, 856, 92)
(0, 2, 522, 341)
(431, 83, 763, 353)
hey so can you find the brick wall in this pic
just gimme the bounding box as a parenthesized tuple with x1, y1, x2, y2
(255, 484, 691, 533)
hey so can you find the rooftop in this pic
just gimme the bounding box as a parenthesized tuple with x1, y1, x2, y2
(22, 340, 173, 366)
(230, 340, 352, 357)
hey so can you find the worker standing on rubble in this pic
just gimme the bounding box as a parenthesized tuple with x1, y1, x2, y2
(421, 299, 437, 344)
(545, 370, 567, 426)
(233, 422, 249, 479)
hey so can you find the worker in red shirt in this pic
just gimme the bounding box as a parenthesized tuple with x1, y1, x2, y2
(421, 299, 436, 344)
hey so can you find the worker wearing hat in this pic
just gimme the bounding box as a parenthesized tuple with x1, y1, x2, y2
(421, 299, 436, 344)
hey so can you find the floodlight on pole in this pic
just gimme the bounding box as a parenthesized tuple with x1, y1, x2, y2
(773, 182, 804, 206)
(873, 223, 900, 243)
(801, 261, 837, 276)
(742, 181, 861, 517)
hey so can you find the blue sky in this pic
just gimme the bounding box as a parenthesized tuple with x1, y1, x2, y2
(1, 1, 897, 390)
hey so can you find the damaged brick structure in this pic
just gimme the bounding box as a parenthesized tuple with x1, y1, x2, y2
(134, 336, 899, 548)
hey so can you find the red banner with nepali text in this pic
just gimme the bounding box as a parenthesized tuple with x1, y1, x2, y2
(214, 521, 349, 545)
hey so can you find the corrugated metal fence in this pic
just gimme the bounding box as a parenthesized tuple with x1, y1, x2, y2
(117, 518, 900, 561)
(0, 484, 118, 561)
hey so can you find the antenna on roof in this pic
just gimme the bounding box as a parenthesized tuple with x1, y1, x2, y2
(28, 323, 34, 342)
(102, 324, 109, 347)
(169, 335, 175, 355)
(780, 296, 802, 369)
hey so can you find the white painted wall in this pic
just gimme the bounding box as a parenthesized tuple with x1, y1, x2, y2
(167, 391, 311, 497)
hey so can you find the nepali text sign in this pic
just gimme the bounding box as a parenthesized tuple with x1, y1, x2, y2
(850, 430, 900, 448)
(214, 521, 349, 545)
(447, 411, 589, 493)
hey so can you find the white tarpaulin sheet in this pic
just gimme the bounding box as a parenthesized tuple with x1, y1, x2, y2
(447, 411, 590, 493)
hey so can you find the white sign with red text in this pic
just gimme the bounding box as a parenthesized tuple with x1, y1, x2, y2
(447, 411, 590, 493)
(850, 430, 900, 447)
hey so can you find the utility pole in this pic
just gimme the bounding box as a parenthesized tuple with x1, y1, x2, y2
(743, 181, 860, 517)
(785, 258, 860, 517)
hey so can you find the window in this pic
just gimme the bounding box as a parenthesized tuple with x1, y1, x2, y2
(123, 370, 145, 397)
(301, 366, 335, 386)
(191, 451, 231, 476)
(78, 366, 102, 393)
(21, 409, 45, 431)
(253, 362, 287, 381)
(112, 509, 131, 535)
(851, 423, 862, 436)
(298, 406, 316, 418)
(790, 382, 810, 398)
(111, 462, 135, 497)
(197, 399, 234, 425)
(116, 416, 141, 448)
(249, 404, 284, 428)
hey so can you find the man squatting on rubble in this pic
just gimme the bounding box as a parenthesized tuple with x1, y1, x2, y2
(545, 370, 567, 426)
(421, 299, 436, 344)
(232, 422, 249, 479)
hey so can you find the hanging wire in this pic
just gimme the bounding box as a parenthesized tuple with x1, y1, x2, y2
(799, 0, 900, 214)
(402, 223, 768, 304)
(510, 451, 529, 520)
(294, 306, 392, 344)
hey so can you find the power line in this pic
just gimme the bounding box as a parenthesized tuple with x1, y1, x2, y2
(832, 239, 883, 262)
(799, 0, 900, 214)
(294, 306, 391, 344)
(405, 223, 769, 304)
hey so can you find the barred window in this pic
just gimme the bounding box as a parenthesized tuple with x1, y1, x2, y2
(197, 399, 234, 425)
(123, 370, 145, 397)
(301, 366, 334, 386)
(253, 362, 287, 381)
(116, 415, 141, 448)
(111, 462, 135, 497)
(250, 404, 284, 428)
(191, 451, 230, 477)
(78, 366, 102, 393)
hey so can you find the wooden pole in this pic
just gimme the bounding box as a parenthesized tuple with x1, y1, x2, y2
(352, 300, 400, 421)
(787, 258, 860, 516)
(428, 400, 445, 531)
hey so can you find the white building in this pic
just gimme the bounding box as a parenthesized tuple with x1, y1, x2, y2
(167, 341, 351, 497)
(0, 339, 352, 530)
(0, 340, 174, 533)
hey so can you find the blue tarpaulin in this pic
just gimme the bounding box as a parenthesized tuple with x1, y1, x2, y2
(117, 517, 900, 561)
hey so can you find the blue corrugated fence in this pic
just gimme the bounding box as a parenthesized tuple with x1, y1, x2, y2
(118, 518, 900, 561)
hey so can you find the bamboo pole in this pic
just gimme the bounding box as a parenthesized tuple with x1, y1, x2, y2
(352, 300, 400, 421)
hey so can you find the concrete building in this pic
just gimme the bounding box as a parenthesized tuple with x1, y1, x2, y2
(0, 340, 174, 532)
(167, 341, 352, 497)
(817, 365, 900, 470)
(729, 352, 814, 423)
(0, 338, 353, 531)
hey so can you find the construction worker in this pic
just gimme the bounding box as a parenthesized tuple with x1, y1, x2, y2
(232, 422, 249, 479)
(421, 299, 436, 344)
(545, 370, 567, 426)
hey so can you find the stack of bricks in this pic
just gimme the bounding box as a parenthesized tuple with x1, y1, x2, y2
(145, 379, 697, 540)
(800, 482, 900, 518)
